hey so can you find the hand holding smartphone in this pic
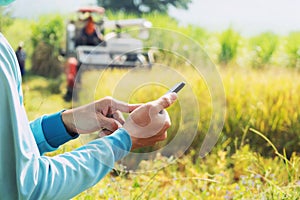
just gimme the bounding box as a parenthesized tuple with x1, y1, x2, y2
(159, 81, 185, 114)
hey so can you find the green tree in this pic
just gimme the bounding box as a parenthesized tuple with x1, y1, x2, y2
(97, 0, 192, 15)
(0, 8, 13, 32)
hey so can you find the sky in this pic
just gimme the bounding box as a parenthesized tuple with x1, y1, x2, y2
(169, 0, 300, 36)
(6, 0, 300, 36)
(8, 0, 95, 18)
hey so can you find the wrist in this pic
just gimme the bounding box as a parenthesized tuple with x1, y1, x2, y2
(121, 126, 138, 150)
(61, 110, 78, 136)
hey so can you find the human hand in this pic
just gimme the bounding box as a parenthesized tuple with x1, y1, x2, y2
(61, 97, 140, 134)
(123, 93, 178, 150)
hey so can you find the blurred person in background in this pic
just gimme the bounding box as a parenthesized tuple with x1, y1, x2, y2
(78, 16, 104, 46)
(15, 41, 26, 76)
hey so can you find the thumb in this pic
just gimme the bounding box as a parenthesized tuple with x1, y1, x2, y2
(152, 92, 178, 113)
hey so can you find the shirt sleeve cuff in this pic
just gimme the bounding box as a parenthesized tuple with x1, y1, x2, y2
(41, 110, 79, 148)
(30, 117, 57, 154)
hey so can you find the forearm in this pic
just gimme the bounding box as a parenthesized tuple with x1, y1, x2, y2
(18, 128, 131, 199)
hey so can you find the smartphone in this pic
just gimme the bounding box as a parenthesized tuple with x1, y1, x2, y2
(166, 81, 186, 94)
(159, 81, 185, 113)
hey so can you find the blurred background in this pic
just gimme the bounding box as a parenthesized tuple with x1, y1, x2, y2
(1, 0, 300, 199)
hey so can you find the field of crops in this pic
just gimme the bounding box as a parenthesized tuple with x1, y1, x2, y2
(2, 12, 300, 199)
(23, 66, 300, 199)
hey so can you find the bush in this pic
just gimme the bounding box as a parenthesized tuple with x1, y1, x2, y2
(31, 15, 64, 78)
(285, 32, 300, 68)
(31, 15, 64, 50)
(250, 32, 278, 68)
(218, 28, 240, 65)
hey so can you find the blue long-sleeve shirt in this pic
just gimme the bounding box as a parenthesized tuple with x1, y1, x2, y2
(0, 33, 132, 199)
(31, 111, 79, 154)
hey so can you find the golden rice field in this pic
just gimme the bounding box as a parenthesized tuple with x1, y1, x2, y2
(24, 66, 300, 199)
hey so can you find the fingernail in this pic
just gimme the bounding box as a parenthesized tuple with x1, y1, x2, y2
(170, 92, 178, 100)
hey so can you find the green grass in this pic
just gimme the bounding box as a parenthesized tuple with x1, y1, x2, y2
(23, 73, 71, 120)
(72, 145, 300, 199)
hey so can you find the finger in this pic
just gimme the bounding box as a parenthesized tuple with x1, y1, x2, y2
(164, 111, 171, 125)
(112, 110, 125, 125)
(154, 122, 170, 137)
(98, 129, 113, 137)
(157, 131, 167, 141)
(98, 115, 122, 132)
(98, 131, 107, 138)
(149, 105, 171, 125)
(153, 92, 177, 112)
(100, 102, 110, 116)
(144, 131, 168, 146)
(111, 98, 141, 113)
(127, 104, 142, 113)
